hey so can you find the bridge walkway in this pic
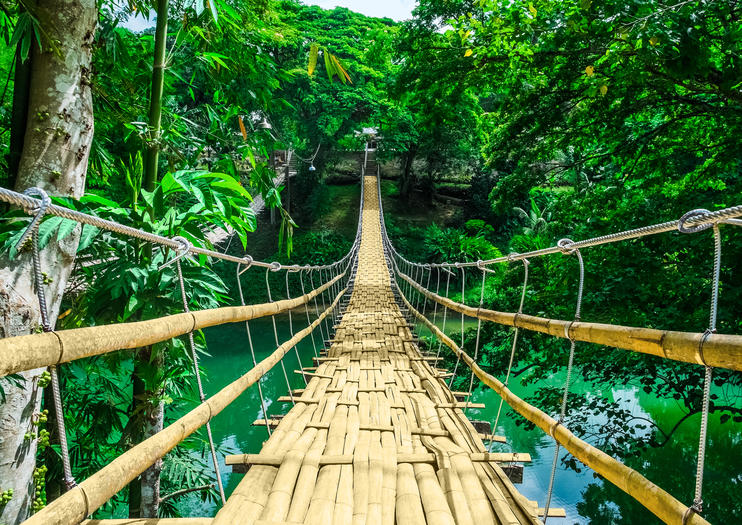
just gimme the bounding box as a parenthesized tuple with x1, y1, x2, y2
(212, 175, 541, 525)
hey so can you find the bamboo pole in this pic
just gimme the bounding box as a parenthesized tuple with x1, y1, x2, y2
(0, 274, 343, 377)
(400, 270, 742, 372)
(83, 521, 212, 524)
(400, 291, 711, 525)
(21, 288, 347, 525)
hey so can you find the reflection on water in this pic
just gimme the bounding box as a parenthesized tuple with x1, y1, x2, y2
(184, 314, 741, 524)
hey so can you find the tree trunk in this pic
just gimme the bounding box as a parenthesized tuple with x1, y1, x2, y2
(128, 346, 165, 518)
(0, 2, 95, 524)
(8, 43, 32, 187)
(399, 146, 417, 202)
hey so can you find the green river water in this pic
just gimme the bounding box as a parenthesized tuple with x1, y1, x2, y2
(178, 312, 741, 523)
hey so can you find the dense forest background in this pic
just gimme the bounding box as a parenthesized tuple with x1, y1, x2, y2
(0, 0, 740, 523)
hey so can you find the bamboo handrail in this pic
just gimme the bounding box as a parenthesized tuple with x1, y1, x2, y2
(398, 290, 710, 525)
(399, 270, 742, 372)
(0, 273, 343, 377)
(82, 520, 212, 524)
(21, 287, 347, 525)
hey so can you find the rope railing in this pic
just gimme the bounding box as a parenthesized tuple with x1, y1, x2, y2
(387, 205, 742, 269)
(21, 286, 347, 525)
(1, 174, 364, 521)
(396, 287, 710, 525)
(397, 270, 742, 371)
(0, 186, 348, 271)
(376, 173, 735, 524)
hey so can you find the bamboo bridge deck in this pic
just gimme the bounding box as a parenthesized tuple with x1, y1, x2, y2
(212, 176, 541, 525)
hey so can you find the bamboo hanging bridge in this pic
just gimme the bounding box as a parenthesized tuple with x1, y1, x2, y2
(0, 172, 741, 525)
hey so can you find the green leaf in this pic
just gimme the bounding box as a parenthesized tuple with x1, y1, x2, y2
(56, 218, 78, 241)
(308, 43, 319, 76)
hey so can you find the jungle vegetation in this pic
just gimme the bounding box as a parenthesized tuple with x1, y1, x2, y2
(0, 0, 739, 523)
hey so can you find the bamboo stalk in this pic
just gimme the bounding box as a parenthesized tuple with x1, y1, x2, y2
(0, 274, 342, 377)
(402, 292, 711, 525)
(22, 288, 346, 525)
(400, 270, 742, 371)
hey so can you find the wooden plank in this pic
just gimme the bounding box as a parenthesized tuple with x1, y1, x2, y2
(293, 370, 334, 379)
(435, 402, 486, 409)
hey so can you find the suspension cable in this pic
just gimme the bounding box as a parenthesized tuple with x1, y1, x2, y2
(386, 204, 742, 269)
(543, 239, 585, 523)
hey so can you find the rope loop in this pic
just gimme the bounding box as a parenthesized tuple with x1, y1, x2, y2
(557, 238, 576, 255)
(476, 259, 485, 270)
(16, 187, 51, 251)
(158, 236, 192, 270)
(270, 261, 282, 272)
(697, 328, 716, 366)
(678, 208, 713, 234)
(506, 252, 519, 263)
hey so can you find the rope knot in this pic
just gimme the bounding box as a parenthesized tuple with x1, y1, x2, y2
(270, 261, 282, 272)
(507, 252, 519, 263)
(557, 238, 576, 255)
(16, 187, 52, 251)
(476, 260, 485, 270)
(678, 208, 713, 234)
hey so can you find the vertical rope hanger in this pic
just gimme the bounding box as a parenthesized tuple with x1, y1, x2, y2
(308, 269, 327, 346)
(422, 265, 433, 317)
(265, 266, 295, 405)
(299, 269, 319, 359)
(318, 268, 332, 339)
(449, 264, 467, 388)
(236, 261, 272, 437)
(543, 238, 585, 523)
(15, 188, 77, 490)
(286, 270, 307, 386)
(436, 268, 452, 362)
(158, 241, 226, 505)
(490, 256, 530, 452)
(431, 267, 441, 328)
(678, 210, 723, 520)
(464, 262, 487, 414)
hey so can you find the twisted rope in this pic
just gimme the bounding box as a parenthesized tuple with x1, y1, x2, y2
(543, 239, 585, 523)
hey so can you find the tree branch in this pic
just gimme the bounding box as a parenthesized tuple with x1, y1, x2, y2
(159, 484, 213, 504)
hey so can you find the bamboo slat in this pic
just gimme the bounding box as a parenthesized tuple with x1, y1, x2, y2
(402, 291, 711, 525)
(400, 270, 742, 371)
(1, 274, 343, 377)
(21, 288, 346, 525)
